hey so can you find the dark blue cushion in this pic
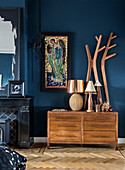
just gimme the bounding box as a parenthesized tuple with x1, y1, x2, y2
(0, 146, 27, 170)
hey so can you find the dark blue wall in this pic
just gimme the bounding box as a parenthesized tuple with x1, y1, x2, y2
(0, 1, 25, 7)
(27, 0, 125, 138)
(1, 0, 124, 138)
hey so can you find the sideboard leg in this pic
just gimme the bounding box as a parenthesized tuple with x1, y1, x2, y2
(47, 142, 50, 149)
(115, 114, 118, 150)
(115, 143, 118, 150)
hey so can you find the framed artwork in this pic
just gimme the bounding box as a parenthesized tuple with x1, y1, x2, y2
(41, 32, 71, 92)
(8, 80, 25, 97)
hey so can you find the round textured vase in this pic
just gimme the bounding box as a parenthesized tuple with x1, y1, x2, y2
(69, 93, 83, 111)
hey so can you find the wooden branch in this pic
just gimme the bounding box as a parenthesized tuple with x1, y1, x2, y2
(101, 64, 109, 103)
(85, 45, 93, 81)
(108, 44, 116, 50)
(95, 36, 99, 41)
(93, 35, 103, 104)
(111, 35, 117, 40)
(98, 46, 105, 52)
(93, 35, 102, 62)
(106, 53, 116, 60)
(101, 32, 117, 104)
(84, 34, 108, 108)
(84, 45, 92, 109)
(102, 32, 113, 60)
(84, 32, 117, 108)
(84, 82, 88, 110)
(85, 45, 92, 61)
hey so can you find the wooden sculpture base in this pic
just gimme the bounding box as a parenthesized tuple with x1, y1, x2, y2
(86, 109, 94, 112)
(86, 92, 94, 112)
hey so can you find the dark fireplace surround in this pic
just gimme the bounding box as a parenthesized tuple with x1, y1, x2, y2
(0, 119, 10, 145)
(0, 97, 34, 148)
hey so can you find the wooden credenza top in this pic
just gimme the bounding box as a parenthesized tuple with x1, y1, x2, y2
(48, 111, 118, 114)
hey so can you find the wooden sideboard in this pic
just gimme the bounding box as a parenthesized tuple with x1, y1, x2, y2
(47, 111, 118, 150)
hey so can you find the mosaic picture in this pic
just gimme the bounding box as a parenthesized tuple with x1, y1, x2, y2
(41, 33, 71, 91)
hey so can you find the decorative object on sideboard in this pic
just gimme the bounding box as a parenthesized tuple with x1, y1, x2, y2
(85, 81, 96, 112)
(108, 105, 113, 112)
(84, 35, 105, 109)
(101, 102, 113, 112)
(95, 104, 100, 112)
(8, 80, 25, 97)
(101, 32, 117, 104)
(41, 32, 71, 92)
(67, 80, 84, 111)
(101, 102, 110, 112)
(52, 109, 67, 112)
(84, 32, 117, 109)
(94, 80, 102, 112)
(94, 80, 102, 103)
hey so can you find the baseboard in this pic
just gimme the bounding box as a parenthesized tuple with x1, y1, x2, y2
(34, 137, 47, 143)
(118, 138, 125, 144)
(34, 137, 125, 144)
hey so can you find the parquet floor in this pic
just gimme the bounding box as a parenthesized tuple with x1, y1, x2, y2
(13, 143, 125, 170)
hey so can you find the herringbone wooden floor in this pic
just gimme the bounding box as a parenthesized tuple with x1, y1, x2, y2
(13, 143, 125, 170)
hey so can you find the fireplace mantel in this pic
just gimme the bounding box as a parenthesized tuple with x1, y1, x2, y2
(0, 97, 34, 148)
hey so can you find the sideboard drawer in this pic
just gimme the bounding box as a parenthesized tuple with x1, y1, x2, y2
(84, 122, 116, 131)
(84, 114, 115, 122)
(50, 121, 81, 131)
(49, 113, 81, 122)
(50, 131, 82, 142)
(84, 131, 115, 142)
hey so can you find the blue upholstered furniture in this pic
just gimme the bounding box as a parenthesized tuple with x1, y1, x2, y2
(0, 146, 27, 170)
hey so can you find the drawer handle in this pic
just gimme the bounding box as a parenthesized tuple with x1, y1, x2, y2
(57, 125, 77, 127)
(55, 116, 78, 119)
(91, 135, 111, 138)
(90, 125, 113, 128)
(56, 135, 77, 137)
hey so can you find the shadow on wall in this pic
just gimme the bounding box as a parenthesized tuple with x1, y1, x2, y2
(34, 106, 52, 137)
(109, 86, 125, 137)
(109, 86, 125, 107)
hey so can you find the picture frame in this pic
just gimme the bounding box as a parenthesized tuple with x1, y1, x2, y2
(8, 80, 25, 97)
(41, 32, 71, 92)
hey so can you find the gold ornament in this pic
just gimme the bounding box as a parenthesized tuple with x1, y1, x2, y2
(101, 102, 109, 112)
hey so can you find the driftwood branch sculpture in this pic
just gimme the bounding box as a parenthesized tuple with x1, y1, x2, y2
(84, 35, 105, 109)
(101, 32, 117, 104)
